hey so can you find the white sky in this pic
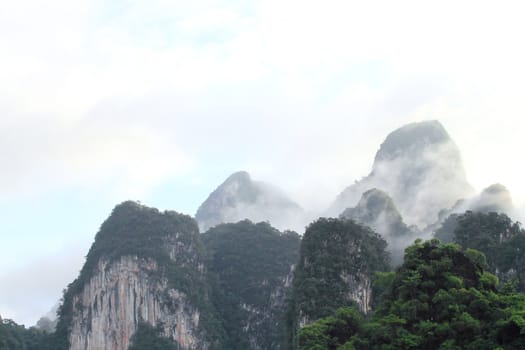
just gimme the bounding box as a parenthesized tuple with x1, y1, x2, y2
(1, 0, 525, 325)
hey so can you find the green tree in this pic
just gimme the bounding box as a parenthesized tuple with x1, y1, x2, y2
(297, 240, 525, 349)
(128, 322, 177, 350)
(440, 211, 525, 291)
(287, 218, 389, 349)
(203, 220, 301, 350)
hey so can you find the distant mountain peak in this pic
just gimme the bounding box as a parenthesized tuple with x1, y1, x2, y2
(374, 120, 450, 163)
(340, 188, 414, 266)
(224, 170, 251, 183)
(341, 188, 402, 224)
(331, 120, 473, 228)
(195, 171, 302, 232)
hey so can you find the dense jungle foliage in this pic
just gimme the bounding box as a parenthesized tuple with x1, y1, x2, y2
(298, 240, 525, 350)
(4, 204, 525, 350)
(128, 323, 178, 350)
(203, 220, 301, 350)
(286, 218, 390, 349)
(0, 318, 55, 350)
(435, 211, 525, 291)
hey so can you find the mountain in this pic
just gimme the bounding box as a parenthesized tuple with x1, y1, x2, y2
(471, 183, 514, 214)
(195, 171, 303, 232)
(339, 188, 416, 265)
(286, 218, 389, 348)
(202, 221, 300, 350)
(47, 202, 302, 350)
(434, 210, 525, 292)
(429, 183, 516, 233)
(330, 120, 473, 227)
(53, 201, 224, 350)
(297, 240, 525, 349)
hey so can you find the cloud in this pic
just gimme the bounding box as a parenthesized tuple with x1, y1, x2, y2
(0, 116, 195, 200)
(0, 240, 88, 326)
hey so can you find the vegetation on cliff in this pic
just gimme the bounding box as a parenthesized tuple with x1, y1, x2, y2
(6, 202, 525, 350)
(128, 322, 178, 350)
(435, 211, 525, 291)
(286, 218, 390, 348)
(203, 220, 301, 350)
(298, 240, 525, 349)
(53, 201, 225, 350)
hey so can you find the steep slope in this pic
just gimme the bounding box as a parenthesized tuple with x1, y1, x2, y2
(298, 240, 525, 350)
(331, 120, 473, 227)
(202, 221, 301, 350)
(195, 171, 303, 232)
(286, 218, 389, 348)
(54, 201, 225, 350)
(340, 188, 416, 265)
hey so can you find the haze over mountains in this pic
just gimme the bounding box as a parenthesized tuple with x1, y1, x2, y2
(330, 120, 474, 227)
(195, 171, 303, 232)
(2, 119, 521, 350)
(195, 120, 516, 238)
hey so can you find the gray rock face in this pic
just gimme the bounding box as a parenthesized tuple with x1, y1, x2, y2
(59, 202, 215, 350)
(340, 188, 416, 265)
(69, 256, 205, 350)
(331, 120, 473, 227)
(195, 171, 303, 232)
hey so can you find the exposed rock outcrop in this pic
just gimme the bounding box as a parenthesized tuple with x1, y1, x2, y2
(69, 256, 203, 350)
(55, 202, 219, 350)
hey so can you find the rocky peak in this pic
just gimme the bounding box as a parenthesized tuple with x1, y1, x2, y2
(340, 188, 415, 266)
(195, 171, 302, 232)
(55, 201, 221, 350)
(331, 120, 473, 228)
(340, 188, 404, 227)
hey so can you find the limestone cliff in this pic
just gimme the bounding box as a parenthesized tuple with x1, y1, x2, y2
(54, 201, 222, 350)
(69, 256, 203, 350)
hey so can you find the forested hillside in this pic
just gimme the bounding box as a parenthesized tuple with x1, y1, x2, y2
(298, 240, 525, 349)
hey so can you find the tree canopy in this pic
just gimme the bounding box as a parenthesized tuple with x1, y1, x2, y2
(298, 240, 525, 350)
(287, 218, 390, 349)
(203, 220, 301, 350)
(435, 211, 525, 291)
